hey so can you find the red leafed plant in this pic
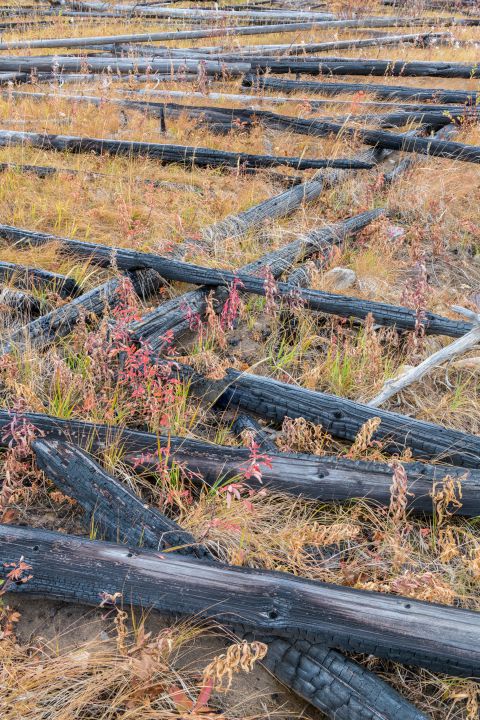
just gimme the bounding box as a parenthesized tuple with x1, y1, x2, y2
(1, 413, 41, 523)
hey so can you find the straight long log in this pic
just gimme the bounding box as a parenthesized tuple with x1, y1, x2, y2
(124, 87, 475, 113)
(0, 260, 79, 298)
(0, 55, 250, 77)
(0, 222, 470, 339)
(218, 31, 451, 56)
(0, 20, 437, 51)
(32, 438, 428, 720)
(2, 408, 480, 514)
(247, 56, 480, 78)
(0, 131, 374, 171)
(244, 75, 479, 104)
(3, 522, 480, 676)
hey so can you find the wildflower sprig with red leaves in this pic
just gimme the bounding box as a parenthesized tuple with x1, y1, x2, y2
(82, 279, 181, 431)
(220, 277, 244, 331)
(219, 437, 271, 510)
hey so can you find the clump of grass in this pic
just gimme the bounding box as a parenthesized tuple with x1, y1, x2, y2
(0, 607, 268, 720)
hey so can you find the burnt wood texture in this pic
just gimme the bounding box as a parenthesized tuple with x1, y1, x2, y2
(0, 130, 374, 171)
(32, 438, 427, 720)
(2, 409, 480, 513)
(0, 260, 79, 298)
(2, 523, 480, 677)
(0, 224, 471, 339)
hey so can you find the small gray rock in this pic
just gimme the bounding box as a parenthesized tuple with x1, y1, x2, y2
(324, 267, 356, 291)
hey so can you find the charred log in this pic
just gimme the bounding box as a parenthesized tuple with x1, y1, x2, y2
(2, 523, 480, 677)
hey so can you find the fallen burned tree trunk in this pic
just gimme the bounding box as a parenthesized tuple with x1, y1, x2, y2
(213, 369, 480, 468)
(0, 222, 471, 338)
(0, 55, 250, 77)
(33, 439, 208, 557)
(244, 75, 479, 104)
(2, 522, 480, 677)
(0, 260, 79, 298)
(0, 130, 373, 171)
(248, 56, 480, 78)
(0, 287, 40, 315)
(33, 438, 428, 720)
(0, 278, 121, 355)
(0, 268, 163, 354)
(2, 408, 480, 513)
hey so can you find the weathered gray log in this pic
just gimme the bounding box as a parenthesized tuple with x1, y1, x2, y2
(34, 71, 200, 85)
(216, 31, 451, 56)
(0, 130, 374, 171)
(0, 23, 337, 50)
(0, 287, 41, 315)
(124, 87, 476, 114)
(0, 19, 439, 52)
(247, 56, 480, 78)
(244, 75, 479, 104)
(32, 437, 428, 720)
(108, 32, 450, 58)
(2, 409, 480, 513)
(33, 439, 208, 557)
(0, 55, 250, 77)
(0, 260, 79, 298)
(0, 221, 470, 338)
(1, 278, 121, 355)
(3, 523, 480, 676)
